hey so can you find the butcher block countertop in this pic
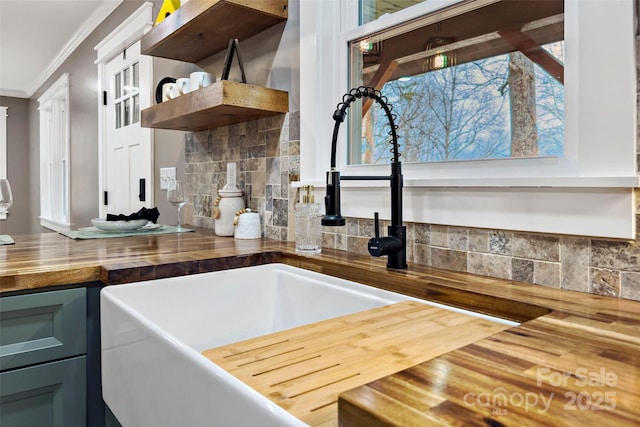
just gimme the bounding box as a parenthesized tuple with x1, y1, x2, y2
(1, 229, 638, 426)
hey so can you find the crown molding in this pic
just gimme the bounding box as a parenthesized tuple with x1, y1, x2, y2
(0, 89, 29, 99)
(26, 0, 124, 98)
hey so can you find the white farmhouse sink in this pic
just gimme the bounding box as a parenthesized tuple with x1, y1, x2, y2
(101, 263, 516, 427)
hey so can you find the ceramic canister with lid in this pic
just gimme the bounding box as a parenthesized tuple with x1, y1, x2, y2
(213, 162, 245, 236)
(215, 189, 244, 236)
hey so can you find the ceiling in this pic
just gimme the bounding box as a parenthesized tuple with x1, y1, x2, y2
(0, 0, 412, 99)
(0, 0, 122, 98)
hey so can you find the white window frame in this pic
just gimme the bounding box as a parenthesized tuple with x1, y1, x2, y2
(38, 73, 71, 232)
(0, 106, 7, 220)
(0, 106, 7, 180)
(299, 0, 638, 239)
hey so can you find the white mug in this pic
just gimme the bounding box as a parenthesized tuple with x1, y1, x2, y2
(162, 82, 178, 101)
(176, 78, 190, 95)
(189, 71, 214, 92)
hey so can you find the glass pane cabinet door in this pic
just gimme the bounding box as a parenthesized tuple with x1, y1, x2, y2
(112, 61, 140, 130)
(103, 38, 152, 217)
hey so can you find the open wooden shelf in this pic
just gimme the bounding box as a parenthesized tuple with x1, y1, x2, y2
(141, 0, 288, 63)
(141, 80, 288, 131)
(141, 1, 289, 131)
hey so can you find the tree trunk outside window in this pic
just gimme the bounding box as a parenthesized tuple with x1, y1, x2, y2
(509, 52, 538, 157)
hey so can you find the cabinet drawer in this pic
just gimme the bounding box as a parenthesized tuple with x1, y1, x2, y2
(0, 355, 86, 427)
(0, 287, 86, 371)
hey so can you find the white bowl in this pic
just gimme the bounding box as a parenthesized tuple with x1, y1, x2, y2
(91, 218, 148, 231)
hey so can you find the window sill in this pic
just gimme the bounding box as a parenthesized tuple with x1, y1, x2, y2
(40, 217, 71, 233)
(409, 176, 640, 188)
(294, 175, 640, 189)
(292, 177, 637, 239)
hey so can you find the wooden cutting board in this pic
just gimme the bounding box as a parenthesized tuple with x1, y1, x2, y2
(202, 301, 511, 426)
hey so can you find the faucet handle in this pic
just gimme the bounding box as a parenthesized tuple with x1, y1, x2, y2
(368, 212, 402, 258)
(374, 212, 380, 238)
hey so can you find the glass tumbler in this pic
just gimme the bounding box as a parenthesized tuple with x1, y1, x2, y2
(0, 179, 13, 216)
(295, 203, 322, 254)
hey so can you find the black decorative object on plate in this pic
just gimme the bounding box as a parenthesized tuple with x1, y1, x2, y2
(155, 77, 177, 104)
(107, 207, 161, 223)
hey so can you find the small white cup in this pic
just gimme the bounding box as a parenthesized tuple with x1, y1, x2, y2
(234, 211, 261, 239)
(189, 71, 214, 92)
(162, 83, 178, 101)
(176, 78, 190, 95)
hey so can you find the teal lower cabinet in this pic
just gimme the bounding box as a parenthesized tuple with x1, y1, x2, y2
(0, 356, 86, 427)
(0, 285, 115, 426)
(105, 404, 123, 427)
(0, 287, 86, 371)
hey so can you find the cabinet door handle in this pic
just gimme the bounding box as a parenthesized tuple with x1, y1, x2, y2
(139, 179, 146, 202)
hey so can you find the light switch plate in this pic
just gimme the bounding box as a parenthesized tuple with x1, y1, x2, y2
(160, 167, 176, 190)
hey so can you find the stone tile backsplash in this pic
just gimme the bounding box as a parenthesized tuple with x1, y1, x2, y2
(321, 217, 640, 300)
(184, 111, 639, 302)
(184, 113, 299, 240)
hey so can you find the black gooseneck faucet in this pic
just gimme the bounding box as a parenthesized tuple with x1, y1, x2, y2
(321, 86, 407, 269)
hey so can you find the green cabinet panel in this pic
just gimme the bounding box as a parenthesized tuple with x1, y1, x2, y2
(105, 404, 123, 427)
(0, 287, 86, 371)
(0, 355, 86, 427)
(1, 284, 119, 427)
